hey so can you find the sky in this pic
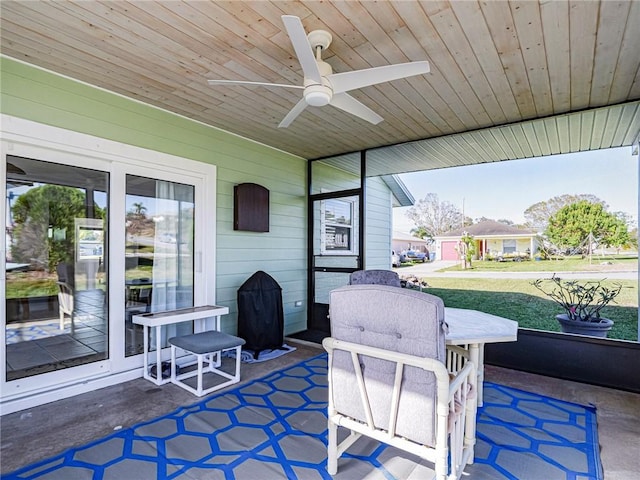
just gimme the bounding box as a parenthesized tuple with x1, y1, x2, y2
(393, 146, 639, 234)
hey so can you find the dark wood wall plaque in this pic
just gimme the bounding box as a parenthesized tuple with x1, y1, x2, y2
(234, 183, 269, 232)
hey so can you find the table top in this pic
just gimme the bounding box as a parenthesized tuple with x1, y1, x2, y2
(132, 305, 229, 326)
(445, 307, 518, 345)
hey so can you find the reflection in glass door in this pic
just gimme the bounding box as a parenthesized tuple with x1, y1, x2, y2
(5, 156, 109, 380)
(125, 175, 195, 356)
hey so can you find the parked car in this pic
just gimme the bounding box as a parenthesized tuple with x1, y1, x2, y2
(405, 250, 427, 262)
(391, 250, 406, 267)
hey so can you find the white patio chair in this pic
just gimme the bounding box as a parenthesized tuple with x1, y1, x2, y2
(57, 281, 74, 332)
(323, 284, 476, 480)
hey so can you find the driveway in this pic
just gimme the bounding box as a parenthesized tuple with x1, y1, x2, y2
(394, 260, 639, 280)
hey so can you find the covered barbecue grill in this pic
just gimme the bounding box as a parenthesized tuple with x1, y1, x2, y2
(237, 271, 284, 359)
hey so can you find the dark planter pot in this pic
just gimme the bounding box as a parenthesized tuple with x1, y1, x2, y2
(555, 313, 613, 338)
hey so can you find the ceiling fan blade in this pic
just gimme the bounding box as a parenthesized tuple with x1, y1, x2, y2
(207, 79, 303, 90)
(330, 93, 384, 125)
(281, 15, 322, 84)
(278, 98, 309, 128)
(328, 61, 430, 94)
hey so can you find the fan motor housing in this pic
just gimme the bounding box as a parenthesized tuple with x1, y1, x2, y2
(303, 60, 333, 106)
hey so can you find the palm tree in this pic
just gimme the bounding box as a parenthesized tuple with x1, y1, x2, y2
(132, 202, 147, 216)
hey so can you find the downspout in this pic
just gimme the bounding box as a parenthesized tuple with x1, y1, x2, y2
(634, 140, 640, 343)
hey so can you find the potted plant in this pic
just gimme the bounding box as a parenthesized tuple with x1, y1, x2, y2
(531, 275, 622, 338)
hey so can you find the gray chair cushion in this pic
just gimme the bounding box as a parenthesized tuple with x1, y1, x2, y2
(169, 331, 245, 354)
(329, 284, 446, 447)
(349, 269, 401, 287)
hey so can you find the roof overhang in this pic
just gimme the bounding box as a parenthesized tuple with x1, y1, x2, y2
(364, 102, 640, 177)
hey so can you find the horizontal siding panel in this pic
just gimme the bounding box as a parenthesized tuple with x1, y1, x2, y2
(2, 58, 308, 334)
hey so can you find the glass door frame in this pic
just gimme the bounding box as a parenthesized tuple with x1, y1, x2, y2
(307, 151, 366, 331)
(108, 163, 207, 373)
(1, 116, 218, 409)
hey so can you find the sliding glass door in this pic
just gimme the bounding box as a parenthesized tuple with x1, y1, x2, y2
(124, 175, 195, 356)
(5, 156, 109, 380)
(3, 156, 206, 388)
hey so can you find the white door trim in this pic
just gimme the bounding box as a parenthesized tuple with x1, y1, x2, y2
(1, 115, 217, 413)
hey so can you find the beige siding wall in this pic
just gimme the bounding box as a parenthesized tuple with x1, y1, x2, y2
(485, 238, 534, 256)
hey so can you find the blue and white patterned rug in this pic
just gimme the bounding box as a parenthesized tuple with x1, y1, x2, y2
(2, 354, 602, 480)
(223, 344, 297, 364)
(5, 318, 94, 344)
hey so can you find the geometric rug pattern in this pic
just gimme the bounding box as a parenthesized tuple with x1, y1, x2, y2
(474, 383, 602, 480)
(2, 354, 603, 480)
(5, 319, 91, 344)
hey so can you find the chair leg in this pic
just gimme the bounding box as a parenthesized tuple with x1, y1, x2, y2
(171, 345, 177, 382)
(196, 353, 204, 396)
(327, 419, 338, 475)
(233, 345, 241, 382)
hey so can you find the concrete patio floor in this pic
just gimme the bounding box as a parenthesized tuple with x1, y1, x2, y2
(1, 339, 638, 478)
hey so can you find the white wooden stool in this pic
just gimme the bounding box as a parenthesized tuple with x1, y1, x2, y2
(168, 331, 245, 397)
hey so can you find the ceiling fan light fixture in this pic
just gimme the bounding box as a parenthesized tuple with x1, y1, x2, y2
(306, 90, 331, 107)
(304, 84, 332, 106)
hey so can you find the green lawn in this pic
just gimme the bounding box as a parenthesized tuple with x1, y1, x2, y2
(5, 274, 58, 299)
(441, 255, 638, 273)
(421, 277, 638, 341)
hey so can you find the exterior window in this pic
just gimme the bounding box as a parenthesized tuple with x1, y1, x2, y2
(502, 239, 516, 254)
(320, 198, 358, 255)
(5, 156, 109, 380)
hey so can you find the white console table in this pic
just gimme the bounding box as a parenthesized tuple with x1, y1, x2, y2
(132, 305, 230, 385)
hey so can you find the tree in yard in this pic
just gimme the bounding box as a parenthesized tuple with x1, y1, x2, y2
(627, 227, 639, 250)
(132, 202, 147, 215)
(458, 232, 476, 269)
(405, 193, 464, 240)
(545, 200, 630, 252)
(409, 226, 429, 240)
(524, 194, 606, 232)
(611, 212, 637, 251)
(474, 216, 514, 226)
(11, 185, 102, 272)
(126, 202, 154, 239)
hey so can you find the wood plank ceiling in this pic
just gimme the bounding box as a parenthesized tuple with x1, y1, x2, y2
(1, 1, 639, 169)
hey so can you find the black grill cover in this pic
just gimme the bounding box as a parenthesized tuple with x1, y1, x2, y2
(237, 271, 284, 358)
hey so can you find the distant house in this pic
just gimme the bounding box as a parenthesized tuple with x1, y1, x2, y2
(435, 220, 538, 261)
(392, 231, 429, 254)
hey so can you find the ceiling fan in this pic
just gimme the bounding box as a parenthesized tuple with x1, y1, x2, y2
(207, 15, 430, 128)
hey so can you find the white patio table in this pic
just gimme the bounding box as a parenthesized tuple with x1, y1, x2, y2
(444, 307, 518, 407)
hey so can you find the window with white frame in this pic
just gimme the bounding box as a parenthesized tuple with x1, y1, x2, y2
(502, 239, 516, 254)
(320, 198, 358, 255)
